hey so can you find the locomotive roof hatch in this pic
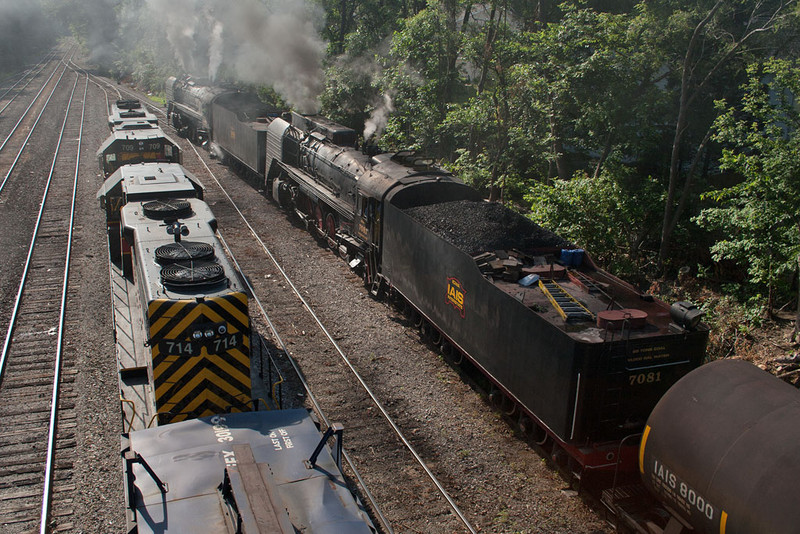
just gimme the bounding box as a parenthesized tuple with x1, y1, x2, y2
(97, 163, 204, 205)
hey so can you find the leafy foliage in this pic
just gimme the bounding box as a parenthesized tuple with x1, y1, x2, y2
(527, 169, 664, 277)
(45, 0, 800, 317)
(695, 58, 800, 308)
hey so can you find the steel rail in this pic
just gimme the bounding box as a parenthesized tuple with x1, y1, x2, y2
(0, 62, 72, 379)
(190, 144, 476, 534)
(0, 52, 55, 116)
(0, 62, 69, 196)
(39, 72, 87, 534)
(66, 60, 110, 113)
(0, 56, 62, 154)
(216, 230, 394, 534)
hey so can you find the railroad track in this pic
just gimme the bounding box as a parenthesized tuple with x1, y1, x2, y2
(0, 55, 70, 182)
(0, 52, 58, 119)
(0, 70, 87, 533)
(91, 79, 476, 533)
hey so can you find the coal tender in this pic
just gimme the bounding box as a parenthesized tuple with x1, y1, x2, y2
(259, 112, 709, 477)
(385, 199, 708, 474)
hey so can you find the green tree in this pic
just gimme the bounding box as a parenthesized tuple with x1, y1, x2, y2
(527, 169, 664, 278)
(646, 0, 800, 269)
(381, 0, 472, 151)
(695, 59, 800, 332)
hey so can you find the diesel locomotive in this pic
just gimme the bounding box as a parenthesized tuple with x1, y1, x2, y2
(97, 122, 182, 177)
(97, 102, 376, 533)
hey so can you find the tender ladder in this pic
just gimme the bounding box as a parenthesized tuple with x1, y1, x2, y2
(539, 279, 594, 322)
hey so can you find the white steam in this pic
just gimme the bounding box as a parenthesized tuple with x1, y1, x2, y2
(364, 92, 395, 142)
(208, 20, 223, 81)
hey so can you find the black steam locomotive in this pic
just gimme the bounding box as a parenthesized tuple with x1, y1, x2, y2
(97, 100, 376, 533)
(166, 77, 710, 479)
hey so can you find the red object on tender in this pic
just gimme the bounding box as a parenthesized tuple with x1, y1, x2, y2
(597, 309, 648, 330)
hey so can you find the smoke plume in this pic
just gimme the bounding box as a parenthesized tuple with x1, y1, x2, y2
(364, 92, 395, 142)
(145, 0, 325, 112)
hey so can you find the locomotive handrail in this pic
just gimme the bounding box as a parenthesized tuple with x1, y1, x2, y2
(124, 451, 168, 510)
(147, 413, 160, 428)
(120, 397, 137, 434)
(252, 397, 271, 411)
(307, 423, 344, 471)
(270, 376, 284, 409)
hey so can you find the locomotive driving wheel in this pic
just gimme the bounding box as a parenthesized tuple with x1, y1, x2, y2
(314, 204, 324, 232)
(324, 212, 337, 248)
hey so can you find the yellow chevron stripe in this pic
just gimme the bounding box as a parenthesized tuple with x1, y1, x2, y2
(207, 353, 251, 388)
(160, 367, 249, 408)
(164, 306, 211, 339)
(217, 293, 249, 326)
(227, 346, 250, 368)
(152, 355, 182, 382)
(152, 336, 250, 383)
(154, 355, 200, 399)
(161, 302, 247, 341)
(183, 389, 249, 416)
(148, 299, 188, 319)
(148, 300, 191, 337)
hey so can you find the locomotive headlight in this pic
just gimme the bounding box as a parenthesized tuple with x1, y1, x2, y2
(204, 329, 215, 338)
(192, 330, 204, 340)
(217, 324, 228, 335)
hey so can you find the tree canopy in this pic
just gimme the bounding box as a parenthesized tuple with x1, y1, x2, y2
(50, 0, 800, 320)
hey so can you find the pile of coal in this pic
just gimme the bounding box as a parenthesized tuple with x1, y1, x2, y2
(405, 200, 571, 255)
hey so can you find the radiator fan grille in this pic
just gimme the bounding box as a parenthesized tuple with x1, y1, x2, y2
(160, 261, 226, 290)
(155, 241, 215, 264)
(142, 199, 192, 220)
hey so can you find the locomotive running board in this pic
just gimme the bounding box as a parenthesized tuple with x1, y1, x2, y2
(109, 261, 157, 431)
